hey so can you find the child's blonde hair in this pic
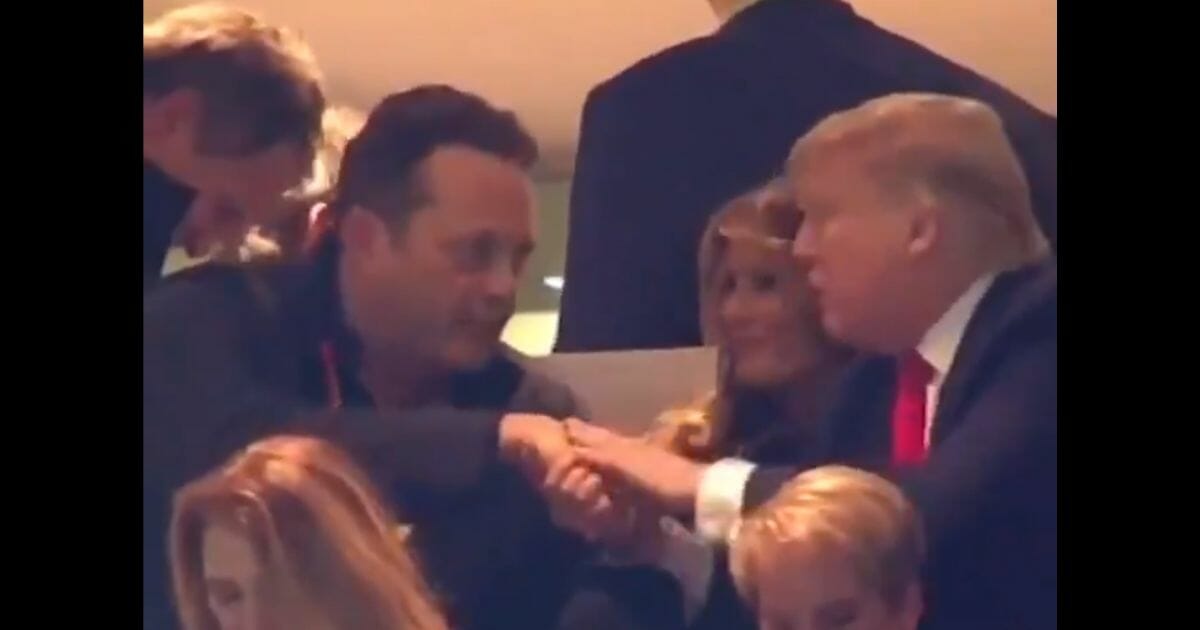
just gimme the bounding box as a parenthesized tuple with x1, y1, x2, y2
(730, 465, 924, 612)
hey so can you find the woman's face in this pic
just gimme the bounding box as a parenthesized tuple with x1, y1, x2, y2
(201, 522, 265, 630)
(754, 541, 921, 630)
(712, 239, 822, 388)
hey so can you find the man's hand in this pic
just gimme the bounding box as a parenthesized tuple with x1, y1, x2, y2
(498, 413, 570, 478)
(541, 451, 631, 544)
(498, 415, 648, 546)
(566, 418, 706, 515)
(498, 414, 625, 540)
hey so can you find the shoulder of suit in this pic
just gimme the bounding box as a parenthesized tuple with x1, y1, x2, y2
(146, 264, 250, 312)
(990, 261, 1057, 336)
(587, 33, 727, 105)
(145, 262, 305, 327)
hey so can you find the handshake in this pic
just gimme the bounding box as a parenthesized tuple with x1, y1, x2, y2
(498, 414, 707, 559)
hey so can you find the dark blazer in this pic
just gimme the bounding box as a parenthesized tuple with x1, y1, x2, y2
(742, 261, 1058, 630)
(143, 162, 194, 292)
(556, 0, 1057, 352)
(143, 262, 589, 630)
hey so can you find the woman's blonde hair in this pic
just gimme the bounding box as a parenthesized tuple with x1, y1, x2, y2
(170, 435, 447, 630)
(648, 182, 845, 460)
(730, 466, 924, 612)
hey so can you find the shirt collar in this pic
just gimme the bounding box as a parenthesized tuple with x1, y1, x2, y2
(916, 274, 996, 377)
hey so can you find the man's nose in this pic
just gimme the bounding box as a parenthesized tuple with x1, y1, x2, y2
(792, 223, 817, 261)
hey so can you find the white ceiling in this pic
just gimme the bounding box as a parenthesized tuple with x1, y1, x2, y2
(144, 0, 1057, 180)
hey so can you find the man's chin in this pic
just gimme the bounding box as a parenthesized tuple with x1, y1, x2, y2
(443, 340, 501, 371)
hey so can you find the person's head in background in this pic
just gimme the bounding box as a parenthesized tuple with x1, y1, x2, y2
(170, 435, 447, 630)
(651, 182, 851, 460)
(244, 104, 369, 261)
(731, 466, 924, 630)
(788, 93, 1051, 355)
(144, 3, 325, 224)
(165, 106, 366, 269)
(707, 0, 768, 22)
(327, 85, 539, 375)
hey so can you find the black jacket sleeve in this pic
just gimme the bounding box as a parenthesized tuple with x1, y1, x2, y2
(143, 275, 506, 509)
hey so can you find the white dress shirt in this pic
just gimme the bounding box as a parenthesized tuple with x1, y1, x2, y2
(664, 274, 997, 606)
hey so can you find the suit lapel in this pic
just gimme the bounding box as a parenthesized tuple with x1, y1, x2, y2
(931, 262, 1057, 444)
(822, 356, 896, 466)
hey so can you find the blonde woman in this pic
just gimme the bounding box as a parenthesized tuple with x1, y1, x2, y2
(652, 181, 853, 469)
(731, 466, 924, 630)
(561, 183, 856, 622)
(170, 435, 447, 630)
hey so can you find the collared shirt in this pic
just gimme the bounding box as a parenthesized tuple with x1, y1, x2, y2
(691, 273, 997, 549)
(143, 162, 195, 291)
(915, 274, 995, 446)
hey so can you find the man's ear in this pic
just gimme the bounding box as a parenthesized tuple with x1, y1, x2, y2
(339, 206, 387, 256)
(905, 200, 940, 258)
(145, 88, 202, 141)
(899, 581, 924, 630)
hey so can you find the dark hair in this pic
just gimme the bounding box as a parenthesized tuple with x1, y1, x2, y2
(143, 4, 326, 156)
(331, 85, 539, 229)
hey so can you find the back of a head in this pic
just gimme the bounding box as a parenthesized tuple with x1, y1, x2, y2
(330, 84, 538, 231)
(170, 435, 447, 630)
(789, 93, 1050, 270)
(144, 3, 326, 157)
(731, 465, 924, 614)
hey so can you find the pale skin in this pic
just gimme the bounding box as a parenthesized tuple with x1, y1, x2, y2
(713, 238, 828, 387)
(338, 145, 537, 390)
(201, 523, 265, 630)
(750, 540, 922, 630)
(144, 88, 311, 245)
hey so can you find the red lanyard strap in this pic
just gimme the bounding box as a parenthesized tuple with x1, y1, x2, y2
(319, 340, 343, 409)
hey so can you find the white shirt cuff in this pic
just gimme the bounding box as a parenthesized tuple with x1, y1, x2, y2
(695, 458, 757, 545)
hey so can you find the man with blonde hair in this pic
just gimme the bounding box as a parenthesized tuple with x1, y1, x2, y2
(565, 93, 1057, 629)
(731, 465, 924, 630)
(143, 3, 325, 289)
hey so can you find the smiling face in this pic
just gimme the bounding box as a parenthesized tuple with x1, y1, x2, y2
(709, 237, 823, 388)
(339, 145, 536, 370)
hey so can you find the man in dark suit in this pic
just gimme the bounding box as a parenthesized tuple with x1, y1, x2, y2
(144, 4, 326, 290)
(144, 86, 633, 630)
(565, 94, 1057, 629)
(556, 0, 1056, 351)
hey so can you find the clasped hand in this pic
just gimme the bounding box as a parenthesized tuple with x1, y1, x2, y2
(499, 415, 707, 559)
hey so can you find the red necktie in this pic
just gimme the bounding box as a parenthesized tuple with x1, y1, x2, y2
(892, 351, 935, 466)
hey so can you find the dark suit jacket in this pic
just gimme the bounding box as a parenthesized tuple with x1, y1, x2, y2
(557, 0, 1057, 351)
(143, 162, 194, 292)
(741, 261, 1058, 630)
(143, 262, 590, 630)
